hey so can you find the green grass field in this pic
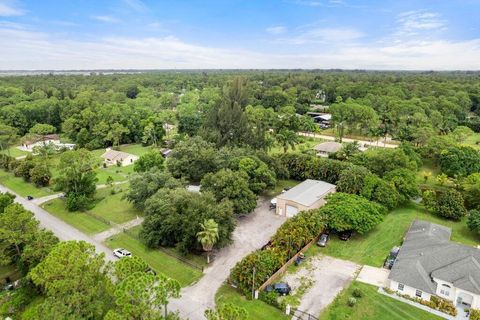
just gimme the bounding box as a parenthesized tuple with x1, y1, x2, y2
(0, 147, 29, 158)
(118, 144, 152, 156)
(320, 204, 480, 267)
(320, 281, 442, 320)
(215, 284, 289, 320)
(41, 186, 139, 234)
(262, 179, 300, 198)
(0, 169, 54, 198)
(105, 226, 202, 287)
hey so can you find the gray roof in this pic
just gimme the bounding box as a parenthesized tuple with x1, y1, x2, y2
(389, 220, 480, 295)
(277, 179, 335, 207)
(313, 142, 342, 153)
(101, 149, 134, 162)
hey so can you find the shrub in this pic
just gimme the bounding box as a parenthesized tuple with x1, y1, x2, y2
(347, 297, 357, 307)
(65, 193, 91, 211)
(352, 288, 363, 298)
(470, 308, 480, 320)
(434, 189, 467, 220)
(467, 209, 480, 235)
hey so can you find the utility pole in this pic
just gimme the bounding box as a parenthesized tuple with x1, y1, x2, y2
(251, 267, 256, 299)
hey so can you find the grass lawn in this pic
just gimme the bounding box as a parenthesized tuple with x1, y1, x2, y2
(42, 186, 139, 234)
(320, 203, 480, 267)
(118, 144, 152, 156)
(95, 164, 134, 184)
(0, 147, 29, 158)
(262, 179, 300, 198)
(0, 169, 54, 198)
(215, 284, 289, 320)
(462, 132, 480, 149)
(105, 226, 202, 287)
(320, 281, 442, 320)
(269, 136, 325, 155)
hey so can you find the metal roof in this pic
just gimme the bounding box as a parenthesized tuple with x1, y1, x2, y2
(313, 142, 342, 153)
(276, 179, 335, 207)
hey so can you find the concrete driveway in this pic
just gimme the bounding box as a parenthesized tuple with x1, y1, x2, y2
(283, 255, 360, 317)
(169, 197, 287, 320)
(357, 265, 390, 287)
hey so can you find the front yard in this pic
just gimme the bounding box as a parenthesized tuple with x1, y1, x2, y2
(320, 281, 442, 320)
(105, 226, 203, 287)
(320, 204, 480, 267)
(0, 169, 54, 198)
(215, 284, 289, 320)
(41, 186, 140, 235)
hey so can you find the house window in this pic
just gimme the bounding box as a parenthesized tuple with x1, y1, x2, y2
(415, 290, 422, 298)
(440, 284, 450, 296)
(398, 283, 404, 291)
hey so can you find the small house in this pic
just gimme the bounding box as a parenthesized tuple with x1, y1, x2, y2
(313, 142, 342, 157)
(101, 148, 138, 167)
(275, 179, 336, 217)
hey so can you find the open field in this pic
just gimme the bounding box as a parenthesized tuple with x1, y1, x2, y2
(319, 204, 480, 267)
(269, 136, 325, 155)
(215, 284, 289, 320)
(41, 186, 138, 234)
(0, 147, 29, 158)
(320, 281, 442, 320)
(118, 144, 153, 156)
(0, 169, 54, 198)
(105, 226, 202, 287)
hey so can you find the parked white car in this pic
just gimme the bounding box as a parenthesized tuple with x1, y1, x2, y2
(113, 248, 132, 258)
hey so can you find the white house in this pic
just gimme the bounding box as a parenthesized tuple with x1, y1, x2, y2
(101, 148, 138, 167)
(20, 134, 75, 152)
(388, 220, 480, 310)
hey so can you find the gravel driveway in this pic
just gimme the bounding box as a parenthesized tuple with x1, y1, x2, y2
(283, 255, 360, 318)
(170, 197, 287, 320)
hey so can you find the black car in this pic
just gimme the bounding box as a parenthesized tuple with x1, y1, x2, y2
(339, 230, 353, 241)
(26, 195, 34, 200)
(265, 282, 291, 296)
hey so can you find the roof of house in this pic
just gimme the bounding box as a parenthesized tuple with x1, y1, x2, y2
(389, 220, 480, 295)
(314, 114, 332, 121)
(24, 133, 60, 145)
(313, 142, 342, 153)
(277, 179, 335, 207)
(101, 149, 135, 162)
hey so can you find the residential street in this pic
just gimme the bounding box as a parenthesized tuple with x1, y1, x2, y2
(0, 184, 116, 262)
(298, 132, 399, 148)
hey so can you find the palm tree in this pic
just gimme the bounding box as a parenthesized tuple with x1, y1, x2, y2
(197, 219, 219, 264)
(276, 129, 298, 153)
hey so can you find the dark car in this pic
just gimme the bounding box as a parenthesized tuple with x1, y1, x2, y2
(339, 230, 353, 241)
(266, 282, 291, 296)
(26, 195, 34, 200)
(317, 233, 329, 247)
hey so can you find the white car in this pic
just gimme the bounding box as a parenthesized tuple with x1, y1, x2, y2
(113, 248, 132, 258)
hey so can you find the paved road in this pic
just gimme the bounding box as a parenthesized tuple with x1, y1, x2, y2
(298, 132, 399, 148)
(0, 184, 116, 262)
(170, 198, 287, 320)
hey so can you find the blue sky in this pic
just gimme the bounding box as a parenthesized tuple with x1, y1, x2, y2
(1, 0, 479, 70)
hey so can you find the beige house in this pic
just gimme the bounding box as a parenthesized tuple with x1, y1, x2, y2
(275, 179, 336, 217)
(101, 148, 138, 166)
(313, 142, 342, 157)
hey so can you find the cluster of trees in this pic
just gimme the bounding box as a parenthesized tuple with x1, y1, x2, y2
(1, 154, 52, 187)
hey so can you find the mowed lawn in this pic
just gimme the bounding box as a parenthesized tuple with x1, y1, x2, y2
(0, 146, 29, 158)
(105, 226, 202, 287)
(320, 281, 442, 320)
(41, 186, 139, 235)
(118, 144, 153, 156)
(215, 284, 289, 320)
(0, 169, 54, 198)
(320, 204, 480, 267)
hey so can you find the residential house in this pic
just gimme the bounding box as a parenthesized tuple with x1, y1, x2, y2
(101, 148, 138, 166)
(21, 134, 75, 152)
(313, 142, 342, 157)
(389, 220, 480, 310)
(275, 179, 336, 217)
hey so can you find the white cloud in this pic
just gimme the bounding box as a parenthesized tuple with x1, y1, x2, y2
(122, 0, 148, 13)
(397, 10, 446, 37)
(266, 26, 286, 35)
(277, 27, 364, 44)
(90, 15, 121, 24)
(0, 25, 479, 70)
(0, 0, 24, 16)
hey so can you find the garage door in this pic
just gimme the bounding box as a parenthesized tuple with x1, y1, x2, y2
(286, 205, 299, 218)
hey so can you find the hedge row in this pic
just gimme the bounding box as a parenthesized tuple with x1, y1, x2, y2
(229, 209, 327, 295)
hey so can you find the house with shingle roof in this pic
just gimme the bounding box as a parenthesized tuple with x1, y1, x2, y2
(388, 220, 480, 310)
(101, 148, 138, 167)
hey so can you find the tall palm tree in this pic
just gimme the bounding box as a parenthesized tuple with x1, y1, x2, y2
(196, 219, 219, 264)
